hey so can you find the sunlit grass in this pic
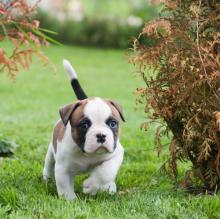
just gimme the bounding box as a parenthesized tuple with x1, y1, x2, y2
(0, 44, 219, 219)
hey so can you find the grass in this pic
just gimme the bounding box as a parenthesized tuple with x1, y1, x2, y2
(0, 44, 220, 219)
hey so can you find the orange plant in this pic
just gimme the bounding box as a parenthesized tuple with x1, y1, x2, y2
(0, 0, 56, 78)
(133, 0, 220, 190)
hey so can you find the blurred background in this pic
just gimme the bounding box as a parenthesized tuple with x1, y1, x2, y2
(37, 0, 160, 48)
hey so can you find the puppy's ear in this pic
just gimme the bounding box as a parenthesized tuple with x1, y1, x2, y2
(109, 100, 125, 122)
(59, 102, 81, 126)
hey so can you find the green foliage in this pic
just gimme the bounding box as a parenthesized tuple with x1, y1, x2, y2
(37, 10, 141, 48)
(37, 0, 159, 48)
(80, 0, 160, 20)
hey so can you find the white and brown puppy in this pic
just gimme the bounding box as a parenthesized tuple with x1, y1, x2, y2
(43, 60, 124, 200)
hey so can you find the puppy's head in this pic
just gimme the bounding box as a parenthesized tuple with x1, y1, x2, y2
(59, 97, 125, 154)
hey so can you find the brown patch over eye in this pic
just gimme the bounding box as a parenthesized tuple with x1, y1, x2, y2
(69, 100, 89, 150)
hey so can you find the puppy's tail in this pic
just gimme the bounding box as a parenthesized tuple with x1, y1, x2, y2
(63, 59, 88, 100)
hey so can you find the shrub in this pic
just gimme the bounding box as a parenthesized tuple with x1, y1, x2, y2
(38, 9, 146, 49)
(133, 0, 220, 190)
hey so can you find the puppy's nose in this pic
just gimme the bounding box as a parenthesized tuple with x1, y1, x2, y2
(96, 133, 106, 143)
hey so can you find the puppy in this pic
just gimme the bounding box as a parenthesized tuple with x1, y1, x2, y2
(43, 60, 124, 200)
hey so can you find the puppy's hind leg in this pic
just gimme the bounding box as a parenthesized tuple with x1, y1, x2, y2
(43, 143, 55, 181)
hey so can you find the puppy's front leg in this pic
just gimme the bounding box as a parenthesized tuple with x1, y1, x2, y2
(83, 148, 124, 195)
(55, 163, 76, 200)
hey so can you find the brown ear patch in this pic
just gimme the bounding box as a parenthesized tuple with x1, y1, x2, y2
(69, 100, 87, 126)
(54, 100, 88, 152)
(53, 120, 66, 153)
(59, 101, 81, 126)
(105, 100, 125, 122)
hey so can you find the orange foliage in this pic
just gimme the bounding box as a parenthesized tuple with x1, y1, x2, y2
(0, 0, 51, 78)
(133, 0, 220, 190)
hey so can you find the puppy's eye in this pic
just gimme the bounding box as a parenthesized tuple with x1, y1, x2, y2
(78, 119, 91, 130)
(107, 119, 118, 129)
(80, 123, 89, 130)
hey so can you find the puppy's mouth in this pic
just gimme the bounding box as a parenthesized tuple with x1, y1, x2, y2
(95, 146, 109, 154)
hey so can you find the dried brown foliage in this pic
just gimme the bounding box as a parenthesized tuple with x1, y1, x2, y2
(0, 0, 53, 78)
(132, 0, 220, 189)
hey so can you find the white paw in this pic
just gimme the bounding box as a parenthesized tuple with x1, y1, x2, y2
(100, 182, 116, 194)
(83, 178, 117, 195)
(64, 192, 77, 201)
(58, 192, 77, 201)
(83, 178, 99, 195)
(43, 168, 53, 181)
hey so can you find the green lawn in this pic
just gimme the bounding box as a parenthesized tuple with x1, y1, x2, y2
(0, 45, 220, 219)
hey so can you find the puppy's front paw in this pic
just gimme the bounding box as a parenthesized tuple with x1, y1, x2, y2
(59, 192, 77, 201)
(64, 193, 77, 201)
(83, 178, 99, 195)
(100, 182, 116, 194)
(83, 178, 117, 195)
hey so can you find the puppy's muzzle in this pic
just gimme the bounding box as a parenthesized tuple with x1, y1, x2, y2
(96, 133, 106, 144)
(95, 146, 109, 154)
